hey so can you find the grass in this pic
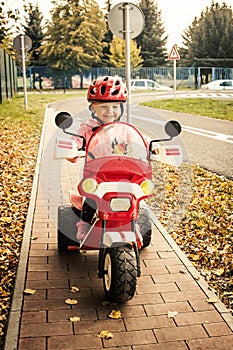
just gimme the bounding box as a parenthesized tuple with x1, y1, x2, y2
(140, 98, 233, 121)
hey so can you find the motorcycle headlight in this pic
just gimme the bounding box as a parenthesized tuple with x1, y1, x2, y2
(110, 198, 131, 211)
(140, 180, 154, 195)
(82, 178, 98, 193)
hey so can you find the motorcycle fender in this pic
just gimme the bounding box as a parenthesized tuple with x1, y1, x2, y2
(103, 231, 137, 248)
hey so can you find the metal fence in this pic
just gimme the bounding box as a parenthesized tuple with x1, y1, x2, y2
(17, 65, 233, 90)
(0, 48, 17, 104)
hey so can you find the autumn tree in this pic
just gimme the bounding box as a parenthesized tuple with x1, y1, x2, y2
(0, 1, 18, 51)
(23, 3, 44, 65)
(41, 0, 107, 70)
(101, 0, 113, 65)
(181, 1, 233, 68)
(136, 0, 168, 66)
(108, 36, 143, 68)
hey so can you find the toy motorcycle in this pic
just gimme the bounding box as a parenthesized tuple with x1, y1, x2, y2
(55, 112, 182, 302)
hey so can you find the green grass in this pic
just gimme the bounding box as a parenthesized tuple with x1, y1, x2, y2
(140, 98, 233, 121)
(0, 91, 85, 125)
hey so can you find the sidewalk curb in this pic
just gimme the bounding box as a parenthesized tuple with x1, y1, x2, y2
(149, 209, 233, 332)
(3, 108, 51, 350)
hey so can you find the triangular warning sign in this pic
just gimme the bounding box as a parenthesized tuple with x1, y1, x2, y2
(168, 45, 180, 60)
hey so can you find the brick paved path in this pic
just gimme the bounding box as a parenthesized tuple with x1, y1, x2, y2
(6, 106, 233, 350)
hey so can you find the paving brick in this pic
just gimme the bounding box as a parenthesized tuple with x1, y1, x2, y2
(27, 263, 67, 272)
(102, 330, 156, 347)
(145, 301, 192, 316)
(176, 280, 199, 291)
(203, 322, 233, 336)
(47, 287, 91, 299)
(187, 335, 233, 350)
(21, 311, 46, 324)
(157, 251, 178, 259)
(23, 289, 46, 299)
(20, 321, 73, 338)
(30, 243, 48, 250)
(74, 319, 125, 334)
(137, 282, 178, 295)
(18, 337, 46, 350)
(124, 315, 174, 331)
(26, 279, 69, 290)
(175, 310, 222, 326)
(48, 309, 97, 322)
(48, 334, 102, 349)
(23, 298, 72, 311)
(127, 293, 164, 305)
(155, 325, 208, 342)
(162, 289, 205, 303)
(28, 256, 47, 264)
(26, 271, 47, 280)
(189, 299, 215, 312)
(132, 341, 188, 350)
(152, 272, 193, 284)
(144, 257, 181, 268)
(97, 305, 146, 320)
(141, 265, 169, 275)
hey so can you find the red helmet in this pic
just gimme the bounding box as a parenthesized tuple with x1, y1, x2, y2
(87, 76, 128, 102)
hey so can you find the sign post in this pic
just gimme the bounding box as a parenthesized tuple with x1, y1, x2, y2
(168, 45, 180, 100)
(13, 34, 32, 110)
(108, 2, 144, 123)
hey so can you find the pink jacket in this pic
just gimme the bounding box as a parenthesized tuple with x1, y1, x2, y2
(68, 118, 153, 162)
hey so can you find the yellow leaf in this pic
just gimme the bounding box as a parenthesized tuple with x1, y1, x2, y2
(69, 316, 80, 322)
(65, 298, 78, 305)
(108, 310, 122, 319)
(214, 268, 225, 276)
(207, 297, 218, 304)
(70, 286, 79, 293)
(98, 330, 113, 339)
(167, 311, 178, 318)
(24, 288, 36, 295)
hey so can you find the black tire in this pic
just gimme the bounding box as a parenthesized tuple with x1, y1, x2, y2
(103, 246, 137, 303)
(58, 205, 80, 252)
(137, 207, 152, 248)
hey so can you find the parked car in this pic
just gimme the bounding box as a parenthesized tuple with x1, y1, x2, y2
(201, 79, 233, 90)
(130, 79, 172, 91)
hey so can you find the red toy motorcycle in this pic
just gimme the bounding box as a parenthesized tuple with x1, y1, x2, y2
(55, 113, 181, 302)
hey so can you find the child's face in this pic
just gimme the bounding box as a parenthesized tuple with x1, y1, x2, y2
(91, 102, 121, 123)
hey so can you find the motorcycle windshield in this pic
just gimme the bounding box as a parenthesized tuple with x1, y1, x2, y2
(86, 122, 149, 163)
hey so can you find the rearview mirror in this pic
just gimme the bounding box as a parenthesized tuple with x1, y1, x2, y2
(55, 112, 73, 130)
(165, 120, 181, 138)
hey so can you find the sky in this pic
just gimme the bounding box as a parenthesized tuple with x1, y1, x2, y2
(7, 0, 233, 51)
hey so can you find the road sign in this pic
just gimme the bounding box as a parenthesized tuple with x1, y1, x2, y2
(108, 2, 145, 123)
(168, 45, 180, 60)
(108, 2, 144, 39)
(13, 34, 32, 53)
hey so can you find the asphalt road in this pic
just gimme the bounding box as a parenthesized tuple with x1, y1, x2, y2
(50, 92, 233, 179)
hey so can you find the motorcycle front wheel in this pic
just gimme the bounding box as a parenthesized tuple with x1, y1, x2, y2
(103, 246, 137, 303)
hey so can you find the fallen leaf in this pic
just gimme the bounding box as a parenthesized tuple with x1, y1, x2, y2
(24, 288, 36, 295)
(98, 330, 113, 339)
(70, 286, 79, 293)
(207, 297, 218, 304)
(214, 268, 225, 276)
(65, 298, 78, 305)
(108, 310, 121, 319)
(167, 311, 178, 318)
(179, 269, 187, 274)
(69, 316, 80, 322)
